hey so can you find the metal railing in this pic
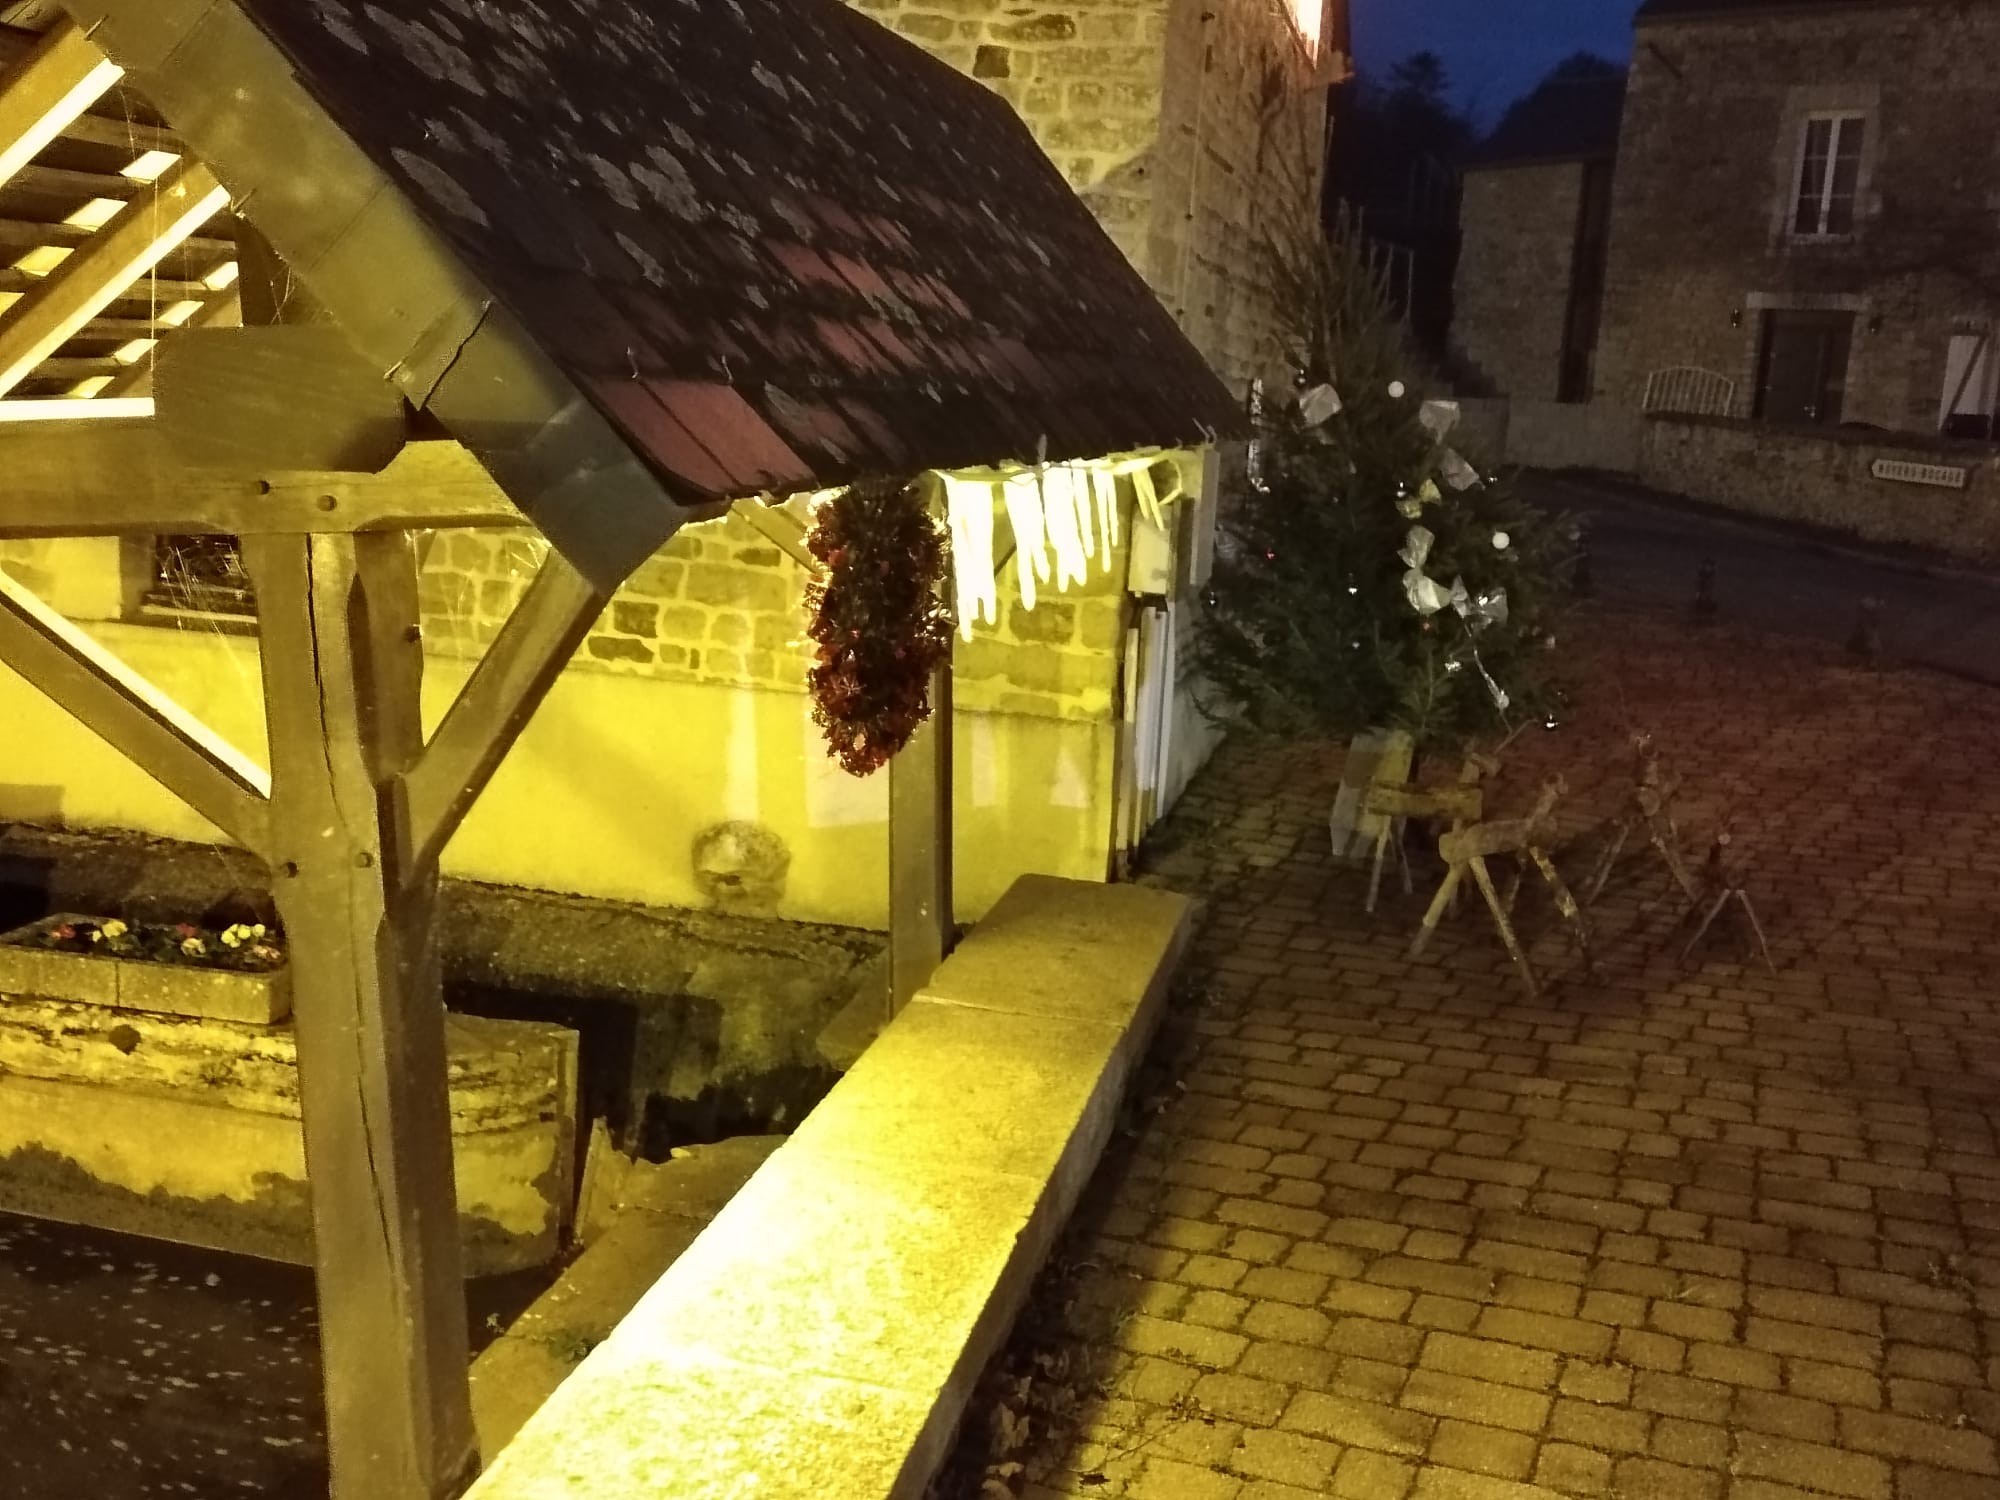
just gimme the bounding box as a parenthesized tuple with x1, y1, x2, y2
(1643, 366, 1738, 418)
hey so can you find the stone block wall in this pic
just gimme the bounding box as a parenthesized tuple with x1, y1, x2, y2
(1637, 414, 2000, 563)
(1595, 2, 2000, 432)
(846, 0, 1331, 395)
(416, 501, 1133, 726)
(1454, 163, 1586, 402)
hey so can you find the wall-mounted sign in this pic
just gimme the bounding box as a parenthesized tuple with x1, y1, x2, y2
(1870, 458, 1969, 490)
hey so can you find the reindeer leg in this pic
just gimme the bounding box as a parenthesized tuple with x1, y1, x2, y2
(1584, 820, 1631, 906)
(1408, 863, 1463, 960)
(1532, 845, 1595, 978)
(1366, 822, 1389, 915)
(1681, 886, 1733, 966)
(1396, 818, 1416, 897)
(1471, 856, 1538, 999)
(1736, 890, 1776, 974)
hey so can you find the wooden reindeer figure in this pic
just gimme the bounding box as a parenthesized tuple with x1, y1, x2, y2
(1360, 737, 1516, 916)
(1583, 732, 1701, 911)
(1407, 776, 1593, 998)
(1681, 821, 1776, 973)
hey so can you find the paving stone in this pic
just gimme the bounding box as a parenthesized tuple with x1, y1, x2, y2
(929, 615, 2000, 1500)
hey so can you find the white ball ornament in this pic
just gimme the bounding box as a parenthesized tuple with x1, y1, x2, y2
(1492, 531, 1512, 551)
(1388, 380, 1407, 399)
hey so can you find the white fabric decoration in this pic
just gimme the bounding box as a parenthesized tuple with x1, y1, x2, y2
(1299, 383, 1343, 426)
(943, 475, 999, 640)
(1438, 447, 1481, 490)
(1418, 399, 1460, 439)
(1001, 474, 1051, 610)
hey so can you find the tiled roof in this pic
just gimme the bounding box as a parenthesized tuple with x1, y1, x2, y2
(1471, 74, 1627, 167)
(222, 0, 1244, 498)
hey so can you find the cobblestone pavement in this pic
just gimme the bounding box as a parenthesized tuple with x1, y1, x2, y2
(945, 604, 2000, 1500)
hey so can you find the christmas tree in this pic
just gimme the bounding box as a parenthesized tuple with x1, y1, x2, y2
(1193, 229, 1573, 753)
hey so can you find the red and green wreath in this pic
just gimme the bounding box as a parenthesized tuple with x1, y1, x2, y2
(804, 478, 954, 777)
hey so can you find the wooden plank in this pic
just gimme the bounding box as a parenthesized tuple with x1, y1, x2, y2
(888, 663, 954, 1013)
(156, 325, 407, 473)
(0, 424, 525, 536)
(0, 154, 227, 397)
(0, 19, 122, 193)
(401, 551, 606, 880)
(6, 161, 141, 201)
(241, 530, 477, 1500)
(0, 564, 271, 853)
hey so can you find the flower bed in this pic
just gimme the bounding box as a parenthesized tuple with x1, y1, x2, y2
(0, 915, 291, 1025)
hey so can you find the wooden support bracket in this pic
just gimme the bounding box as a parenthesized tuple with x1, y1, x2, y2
(401, 550, 607, 881)
(0, 565, 271, 853)
(728, 497, 818, 571)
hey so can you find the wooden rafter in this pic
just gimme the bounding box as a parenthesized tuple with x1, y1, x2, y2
(0, 153, 226, 397)
(0, 565, 272, 853)
(0, 18, 121, 193)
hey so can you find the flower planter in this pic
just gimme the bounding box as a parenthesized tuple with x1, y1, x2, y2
(0, 915, 291, 1025)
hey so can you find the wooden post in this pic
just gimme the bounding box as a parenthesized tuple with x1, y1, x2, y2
(243, 530, 477, 1500)
(888, 663, 953, 1014)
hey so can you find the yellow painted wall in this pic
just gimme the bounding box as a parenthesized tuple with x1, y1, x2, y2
(0, 620, 1115, 930)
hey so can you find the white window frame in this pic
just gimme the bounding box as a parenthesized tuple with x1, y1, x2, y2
(1790, 111, 1866, 240)
(1941, 329, 1998, 429)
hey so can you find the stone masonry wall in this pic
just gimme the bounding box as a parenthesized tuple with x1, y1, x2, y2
(1595, 3, 2000, 431)
(1638, 414, 2000, 563)
(846, 0, 1330, 394)
(417, 501, 1137, 725)
(1147, 0, 1329, 395)
(1454, 162, 1585, 402)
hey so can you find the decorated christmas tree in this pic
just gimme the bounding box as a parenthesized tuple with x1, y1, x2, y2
(1194, 229, 1573, 753)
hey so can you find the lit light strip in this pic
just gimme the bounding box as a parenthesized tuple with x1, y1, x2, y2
(0, 396, 153, 421)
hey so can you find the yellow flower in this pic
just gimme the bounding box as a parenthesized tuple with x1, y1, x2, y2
(100, 920, 128, 939)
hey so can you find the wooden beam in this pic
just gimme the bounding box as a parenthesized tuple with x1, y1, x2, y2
(401, 551, 606, 881)
(888, 663, 955, 1013)
(8, 161, 141, 201)
(96, 283, 238, 397)
(0, 424, 527, 536)
(0, 19, 122, 194)
(0, 154, 227, 397)
(241, 530, 477, 1500)
(0, 564, 271, 852)
(156, 325, 406, 473)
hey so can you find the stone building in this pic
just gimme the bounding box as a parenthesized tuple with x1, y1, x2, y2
(853, 0, 1346, 393)
(1597, 0, 2000, 435)
(0, 0, 1345, 931)
(1453, 68, 1624, 404)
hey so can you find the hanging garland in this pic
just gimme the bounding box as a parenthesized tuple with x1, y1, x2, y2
(804, 477, 954, 778)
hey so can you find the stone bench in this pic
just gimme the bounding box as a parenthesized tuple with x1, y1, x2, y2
(466, 873, 1195, 1499)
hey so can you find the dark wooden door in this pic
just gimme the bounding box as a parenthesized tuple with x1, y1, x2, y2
(1757, 310, 1854, 425)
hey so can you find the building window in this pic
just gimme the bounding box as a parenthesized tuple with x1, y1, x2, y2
(1941, 331, 1997, 440)
(1754, 308, 1854, 426)
(1791, 114, 1865, 238)
(143, 535, 256, 622)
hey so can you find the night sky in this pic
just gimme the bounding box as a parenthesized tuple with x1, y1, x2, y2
(1352, 0, 1639, 125)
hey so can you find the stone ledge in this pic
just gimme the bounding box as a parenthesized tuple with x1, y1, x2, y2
(465, 874, 1195, 1500)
